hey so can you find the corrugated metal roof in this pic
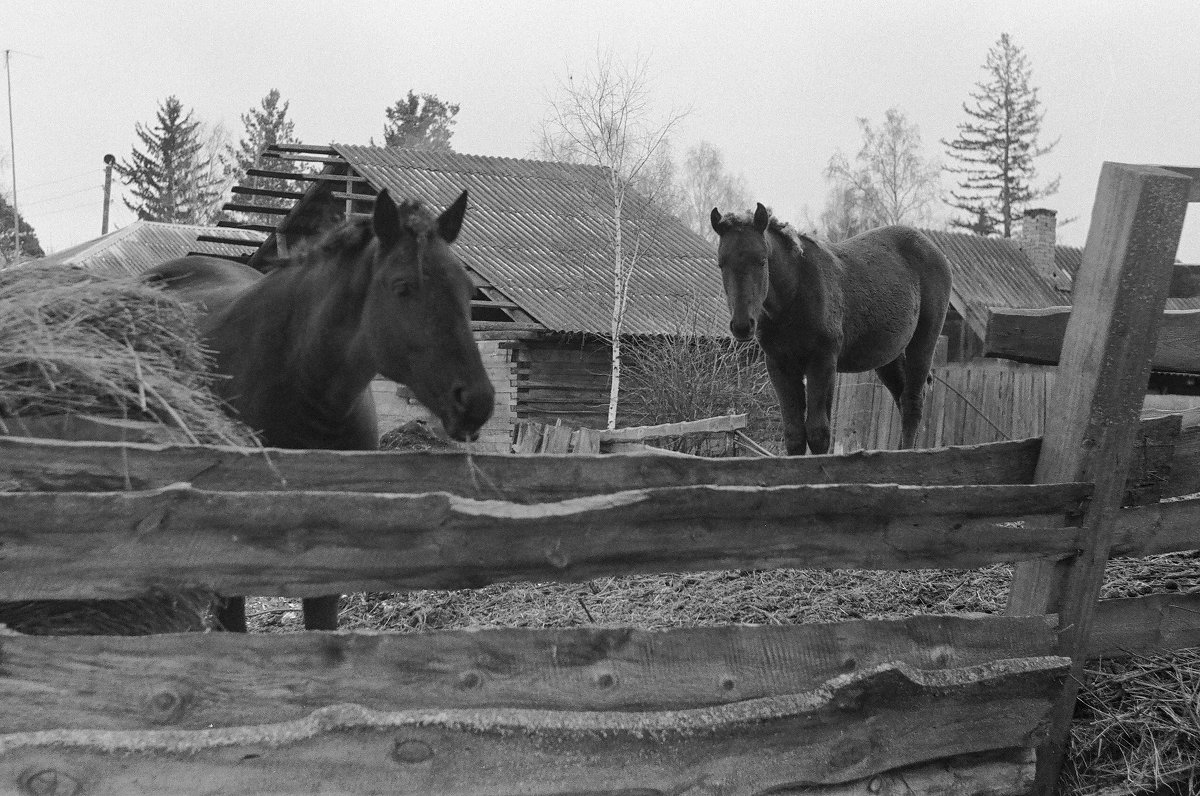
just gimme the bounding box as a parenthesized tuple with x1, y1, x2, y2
(332, 145, 725, 336)
(924, 228, 1200, 339)
(921, 229, 1078, 338)
(36, 221, 265, 277)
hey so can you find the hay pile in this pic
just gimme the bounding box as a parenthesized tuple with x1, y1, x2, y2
(0, 262, 256, 635)
(0, 263, 251, 445)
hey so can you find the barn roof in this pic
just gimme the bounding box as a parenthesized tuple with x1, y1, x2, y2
(36, 221, 265, 278)
(924, 226, 1200, 342)
(214, 143, 725, 338)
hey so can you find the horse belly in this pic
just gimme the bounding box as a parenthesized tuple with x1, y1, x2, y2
(837, 289, 920, 372)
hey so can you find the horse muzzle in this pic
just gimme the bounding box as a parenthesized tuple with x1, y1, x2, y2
(442, 380, 495, 442)
(729, 317, 756, 342)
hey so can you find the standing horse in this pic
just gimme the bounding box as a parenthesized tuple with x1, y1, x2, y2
(710, 203, 950, 455)
(144, 189, 494, 631)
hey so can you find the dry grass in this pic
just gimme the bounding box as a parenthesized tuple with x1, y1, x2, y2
(0, 263, 251, 446)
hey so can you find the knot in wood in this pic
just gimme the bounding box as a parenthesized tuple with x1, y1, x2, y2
(18, 768, 80, 796)
(145, 684, 190, 724)
(392, 738, 434, 764)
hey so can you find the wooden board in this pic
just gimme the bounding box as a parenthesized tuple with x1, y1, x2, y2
(0, 656, 1068, 795)
(0, 435, 1045, 497)
(1088, 592, 1200, 658)
(600, 414, 748, 441)
(0, 482, 1089, 600)
(0, 614, 1059, 733)
(985, 306, 1200, 372)
(1003, 162, 1192, 793)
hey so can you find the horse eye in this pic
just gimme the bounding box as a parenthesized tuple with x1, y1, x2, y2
(391, 279, 412, 297)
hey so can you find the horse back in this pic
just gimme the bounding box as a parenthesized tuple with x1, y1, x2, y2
(143, 255, 263, 323)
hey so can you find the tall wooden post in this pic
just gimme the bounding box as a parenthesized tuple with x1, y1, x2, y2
(1006, 163, 1191, 793)
(101, 154, 115, 235)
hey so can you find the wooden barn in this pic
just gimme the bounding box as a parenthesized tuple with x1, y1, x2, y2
(209, 143, 724, 450)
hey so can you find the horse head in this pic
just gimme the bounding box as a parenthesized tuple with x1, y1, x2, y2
(363, 189, 494, 441)
(711, 202, 772, 342)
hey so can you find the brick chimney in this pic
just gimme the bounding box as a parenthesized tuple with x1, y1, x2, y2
(1017, 208, 1070, 292)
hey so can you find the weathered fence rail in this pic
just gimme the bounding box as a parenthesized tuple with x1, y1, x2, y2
(1, 162, 1196, 794)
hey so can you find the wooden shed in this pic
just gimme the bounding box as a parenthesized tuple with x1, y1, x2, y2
(210, 144, 724, 448)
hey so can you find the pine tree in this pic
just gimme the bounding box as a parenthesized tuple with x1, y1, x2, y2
(227, 89, 305, 210)
(117, 96, 225, 224)
(382, 91, 459, 151)
(942, 33, 1060, 237)
(0, 192, 44, 264)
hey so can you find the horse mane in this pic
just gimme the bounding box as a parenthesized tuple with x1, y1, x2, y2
(267, 198, 439, 271)
(723, 207, 812, 256)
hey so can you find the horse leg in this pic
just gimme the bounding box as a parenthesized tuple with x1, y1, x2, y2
(303, 596, 340, 630)
(804, 356, 838, 455)
(215, 596, 248, 632)
(766, 356, 808, 455)
(897, 341, 937, 450)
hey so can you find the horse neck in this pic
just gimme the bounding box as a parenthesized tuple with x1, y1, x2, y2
(283, 251, 377, 410)
(767, 230, 843, 316)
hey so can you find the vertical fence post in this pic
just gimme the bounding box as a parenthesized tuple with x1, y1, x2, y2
(1006, 163, 1191, 793)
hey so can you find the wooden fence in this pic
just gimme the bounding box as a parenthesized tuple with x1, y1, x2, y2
(0, 163, 1196, 795)
(832, 360, 1055, 452)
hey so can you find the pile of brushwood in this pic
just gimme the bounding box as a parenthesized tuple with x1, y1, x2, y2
(0, 263, 255, 634)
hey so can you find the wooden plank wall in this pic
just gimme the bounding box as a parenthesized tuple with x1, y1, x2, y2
(513, 336, 611, 428)
(831, 360, 1055, 452)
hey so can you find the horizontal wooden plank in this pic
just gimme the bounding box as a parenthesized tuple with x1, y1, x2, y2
(985, 305, 1200, 372)
(0, 655, 1067, 794)
(1111, 493, 1200, 558)
(0, 614, 1059, 733)
(1164, 426, 1200, 497)
(1162, 166, 1200, 202)
(0, 435, 1044, 497)
(268, 143, 338, 155)
(193, 234, 263, 247)
(222, 202, 292, 216)
(0, 482, 1089, 599)
(229, 185, 306, 200)
(245, 168, 364, 183)
(471, 321, 545, 332)
(1088, 592, 1200, 658)
(601, 414, 748, 441)
(215, 220, 276, 233)
(261, 151, 347, 164)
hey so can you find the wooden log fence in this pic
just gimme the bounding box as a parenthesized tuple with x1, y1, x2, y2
(0, 162, 1197, 794)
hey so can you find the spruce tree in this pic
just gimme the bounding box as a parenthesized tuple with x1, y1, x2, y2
(117, 96, 225, 224)
(942, 34, 1060, 237)
(0, 192, 44, 264)
(382, 91, 459, 151)
(227, 89, 304, 209)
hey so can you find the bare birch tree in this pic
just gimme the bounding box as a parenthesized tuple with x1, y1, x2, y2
(537, 51, 687, 429)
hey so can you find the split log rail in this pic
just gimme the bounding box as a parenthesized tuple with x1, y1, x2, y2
(0, 163, 1196, 794)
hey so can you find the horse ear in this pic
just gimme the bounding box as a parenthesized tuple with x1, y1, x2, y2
(373, 189, 400, 247)
(753, 203, 770, 233)
(438, 190, 469, 243)
(710, 207, 725, 235)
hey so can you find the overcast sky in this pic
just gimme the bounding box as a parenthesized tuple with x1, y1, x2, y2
(3, 0, 1198, 259)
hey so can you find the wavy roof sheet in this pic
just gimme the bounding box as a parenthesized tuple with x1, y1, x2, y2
(37, 221, 264, 278)
(333, 145, 724, 336)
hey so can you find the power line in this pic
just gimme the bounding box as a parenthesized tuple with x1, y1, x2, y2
(20, 168, 105, 193)
(20, 184, 104, 209)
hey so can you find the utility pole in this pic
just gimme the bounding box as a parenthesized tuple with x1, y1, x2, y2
(4, 50, 19, 266)
(102, 154, 116, 234)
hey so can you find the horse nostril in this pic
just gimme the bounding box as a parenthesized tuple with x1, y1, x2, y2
(730, 319, 754, 339)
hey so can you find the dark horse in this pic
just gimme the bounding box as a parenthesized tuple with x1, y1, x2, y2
(144, 189, 494, 630)
(711, 203, 950, 455)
